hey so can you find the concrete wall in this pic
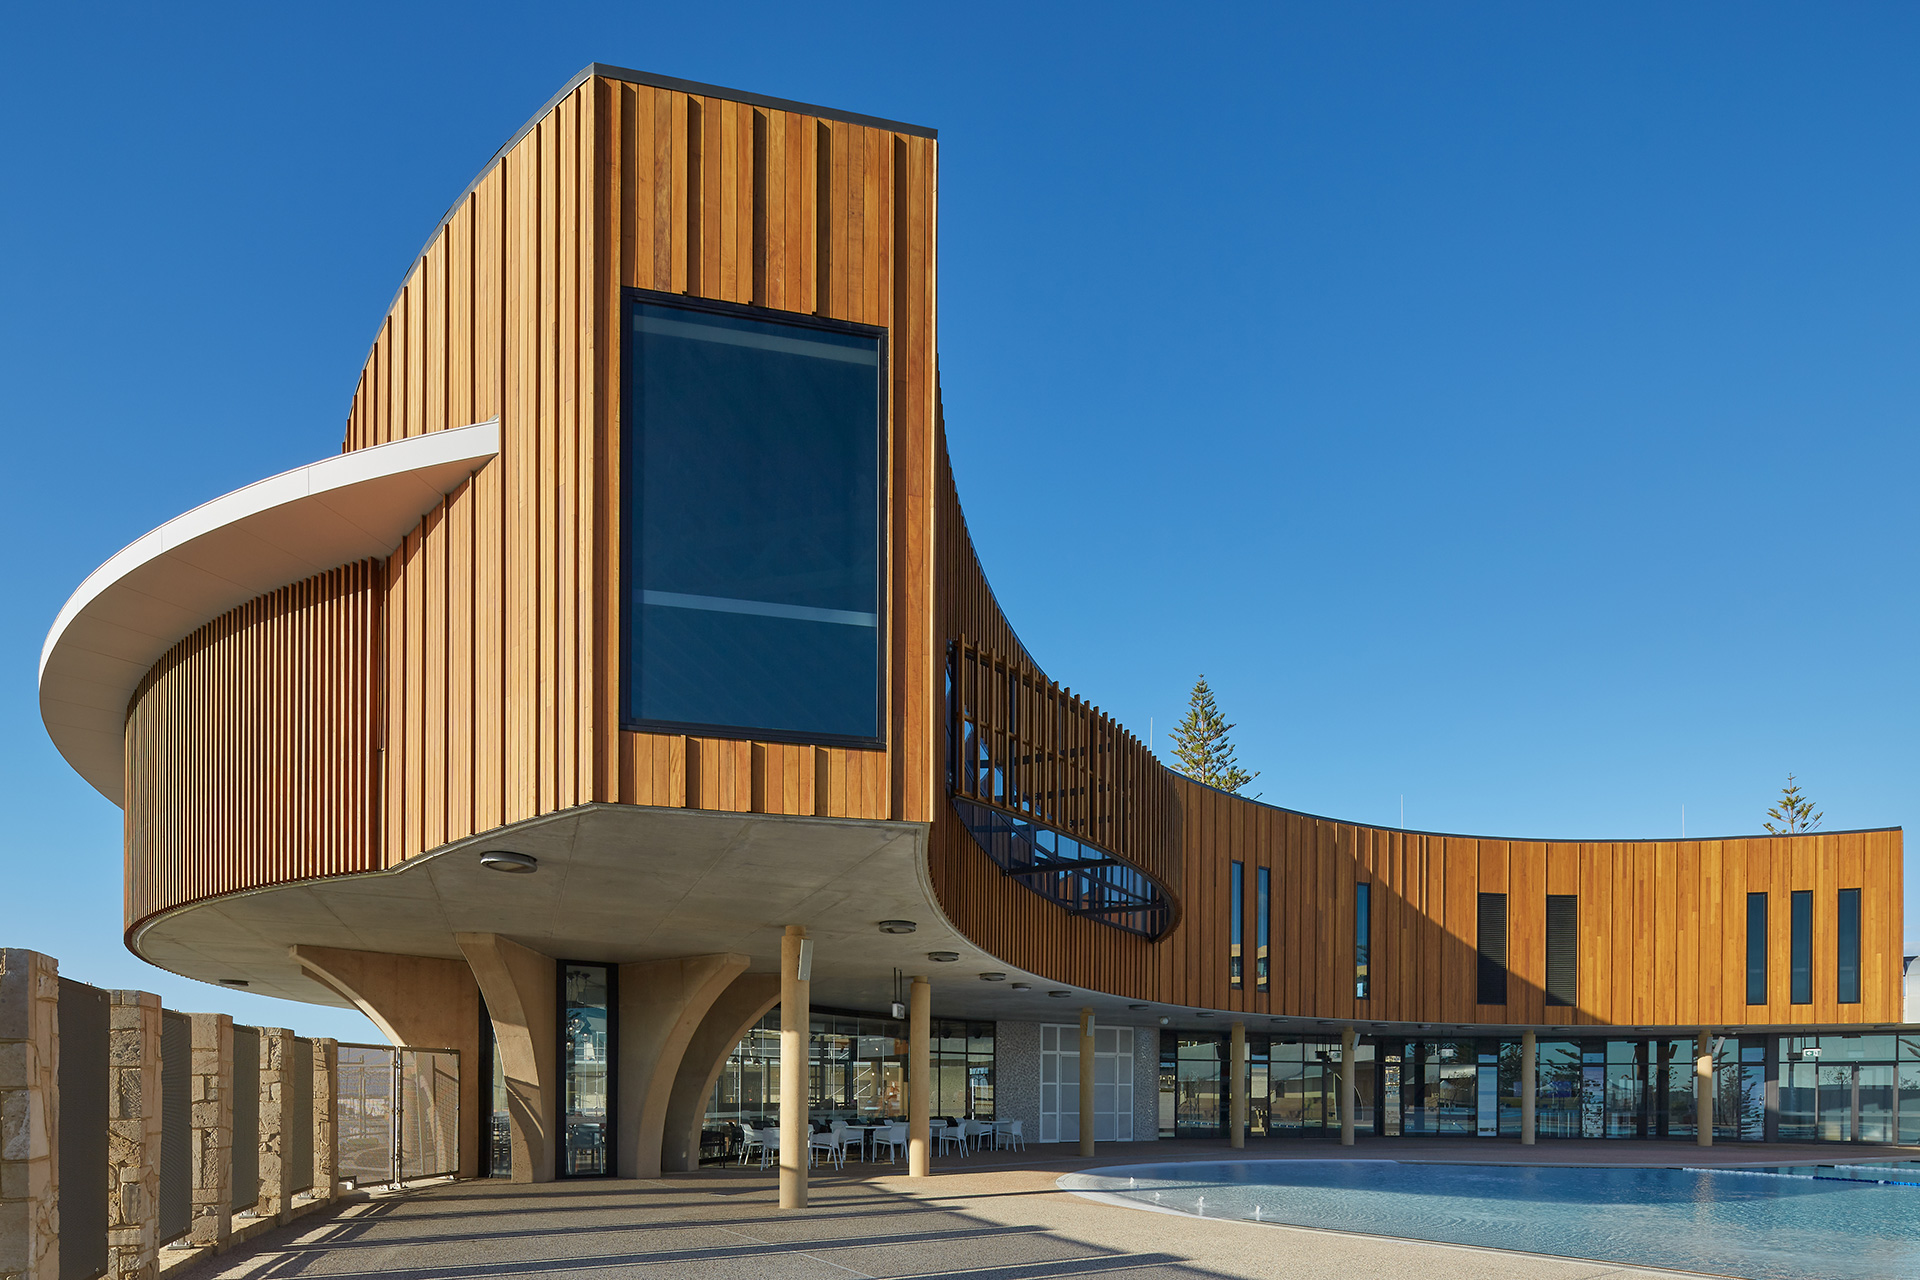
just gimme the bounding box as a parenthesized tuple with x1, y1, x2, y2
(992, 1021, 1039, 1144)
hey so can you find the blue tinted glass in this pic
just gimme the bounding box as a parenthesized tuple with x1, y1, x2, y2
(625, 298, 883, 741)
(1790, 890, 1812, 1005)
(1746, 893, 1767, 1005)
(1838, 888, 1861, 1005)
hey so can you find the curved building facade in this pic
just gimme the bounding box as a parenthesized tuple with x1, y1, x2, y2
(42, 66, 1911, 1179)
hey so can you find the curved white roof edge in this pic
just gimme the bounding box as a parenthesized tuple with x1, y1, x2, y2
(40, 420, 501, 805)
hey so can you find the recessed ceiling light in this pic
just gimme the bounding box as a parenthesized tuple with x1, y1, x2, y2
(879, 920, 918, 935)
(1128, 1003, 1149, 1010)
(927, 951, 959, 963)
(1197, 1012, 1216, 1019)
(1011, 983, 1032, 991)
(1158, 1016, 1170, 1025)
(1047, 990, 1072, 998)
(220, 979, 250, 987)
(481, 851, 538, 874)
(979, 972, 1007, 982)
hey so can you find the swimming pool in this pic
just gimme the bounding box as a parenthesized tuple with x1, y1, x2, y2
(1059, 1159, 1920, 1279)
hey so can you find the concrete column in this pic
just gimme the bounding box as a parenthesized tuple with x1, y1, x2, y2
(186, 1014, 231, 1250)
(908, 977, 930, 1177)
(615, 954, 750, 1179)
(1340, 1027, 1357, 1147)
(310, 1039, 337, 1203)
(255, 1029, 296, 1222)
(1077, 1009, 1095, 1158)
(1696, 1030, 1713, 1148)
(455, 934, 556, 1184)
(778, 927, 809, 1210)
(661, 975, 780, 1173)
(1229, 1022, 1246, 1149)
(1520, 1030, 1537, 1146)
(0, 949, 60, 1280)
(105, 990, 161, 1280)
(292, 946, 483, 1180)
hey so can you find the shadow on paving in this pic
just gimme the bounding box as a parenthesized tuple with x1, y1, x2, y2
(176, 1175, 1238, 1280)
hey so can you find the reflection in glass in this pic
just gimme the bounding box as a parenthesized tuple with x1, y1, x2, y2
(560, 964, 611, 1177)
(624, 296, 884, 743)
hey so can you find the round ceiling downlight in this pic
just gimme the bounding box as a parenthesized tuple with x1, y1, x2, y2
(481, 851, 538, 874)
(927, 951, 960, 962)
(979, 972, 1007, 981)
(878, 920, 918, 934)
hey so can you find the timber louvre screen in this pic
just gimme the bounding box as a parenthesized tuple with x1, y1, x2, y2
(159, 1010, 192, 1243)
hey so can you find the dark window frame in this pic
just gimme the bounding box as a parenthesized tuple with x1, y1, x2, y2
(618, 286, 890, 749)
(1790, 890, 1813, 1005)
(1837, 888, 1861, 1005)
(1477, 892, 1508, 1006)
(555, 960, 619, 1180)
(1545, 894, 1577, 1007)
(1229, 861, 1244, 989)
(1745, 892, 1768, 1006)
(1256, 866, 1271, 991)
(1355, 883, 1372, 999)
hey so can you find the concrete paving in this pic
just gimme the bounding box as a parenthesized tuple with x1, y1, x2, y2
(172, 1138, 1920, 1279)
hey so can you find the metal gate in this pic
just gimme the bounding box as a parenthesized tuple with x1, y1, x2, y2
(336, 1045, 460, 1187)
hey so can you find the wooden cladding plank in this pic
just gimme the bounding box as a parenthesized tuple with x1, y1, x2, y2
(124, 564, 382, 928)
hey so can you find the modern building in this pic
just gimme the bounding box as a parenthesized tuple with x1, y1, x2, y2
(39, 66, 1914, 1186)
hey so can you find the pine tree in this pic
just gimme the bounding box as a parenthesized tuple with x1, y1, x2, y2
(1170, 675, 1260, 795)
(1763, 774, 1823, 835)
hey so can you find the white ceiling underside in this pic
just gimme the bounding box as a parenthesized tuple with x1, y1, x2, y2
(39, 421, 501, 804)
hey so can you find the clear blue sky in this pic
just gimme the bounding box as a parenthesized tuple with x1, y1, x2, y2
(4, 3, 1914, 1042)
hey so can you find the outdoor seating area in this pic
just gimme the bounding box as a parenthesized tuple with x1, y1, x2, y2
(732, 1117, 1023, 1168)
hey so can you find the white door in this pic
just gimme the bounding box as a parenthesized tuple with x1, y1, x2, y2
(1040, 1024, 1133, 1142)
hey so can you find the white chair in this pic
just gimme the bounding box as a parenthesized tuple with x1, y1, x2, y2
(871, 1123, 908, 1163)
(736, 1122, 764, 1167)
(936, 1121, 967, 1157)
(759, 1127, 782, 1170)
(808, 1126, 844, 1169)
(994, 1119, 1025, 1151)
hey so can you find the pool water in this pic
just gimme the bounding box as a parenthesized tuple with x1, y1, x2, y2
(1059, 1159, 1920, 1279)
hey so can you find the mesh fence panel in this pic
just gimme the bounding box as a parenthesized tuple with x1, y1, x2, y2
(336, 1045, 396, 1187)
(400, 1049, 462, 1180)
(335, 1045, 459, 1186)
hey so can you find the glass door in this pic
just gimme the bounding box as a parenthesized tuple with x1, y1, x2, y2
(559, 963, 613, 1177)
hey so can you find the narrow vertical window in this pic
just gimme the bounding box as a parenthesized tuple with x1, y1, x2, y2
(1790, 890, 1812, 1005)
(1354, 884, 1372, 999)
(1476, 892, 1508, 1005)
(1745, 893, 1768, 1005)
(1229, 861, 1244, 989)
(1256, 867, 1271, 991)
(1837, 888, 1861, 1005)
(1545, 894, 1577, 1007)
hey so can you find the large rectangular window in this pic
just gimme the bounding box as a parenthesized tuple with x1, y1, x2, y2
(1838, 888, 1861, 1005)
(1256, 867, 1271, 991)
(1477, 893, 1508, 1006)
(1790, 890, 1813, 1005)
(623, 293, 885, 745)
(1229, 861, 1244, 989)
(1354, 884, 1371, 999)
(1746, 893, 1768, 1005)
(1545, 895, 1577, 1007)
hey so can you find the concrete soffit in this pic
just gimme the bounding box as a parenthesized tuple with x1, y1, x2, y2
(39, 419, 501, 804)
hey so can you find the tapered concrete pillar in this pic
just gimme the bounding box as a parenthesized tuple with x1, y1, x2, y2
(1521, 1030, 1537, 1146)
(187, 1013, 232, 1249)
(779, 927, 809, 1210)
(614, 954, 749, 1178)
(455, 934, 556, 1183)
(1229, 1022, 1246, 1149)
(662, 975, 780, 1173)
(1340, 1027, 1357, 1146)
(1695, 1030, 1713, 1147)
(908, 976, 931, 1177)
(1078, 1009, 1095, 1158)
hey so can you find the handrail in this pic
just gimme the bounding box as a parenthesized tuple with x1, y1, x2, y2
(948, 638, 1182, 936)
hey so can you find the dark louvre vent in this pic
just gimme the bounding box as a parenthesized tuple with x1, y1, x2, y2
(1477, 892, 1508, 1005)
(1545, 895, 1577, 1007)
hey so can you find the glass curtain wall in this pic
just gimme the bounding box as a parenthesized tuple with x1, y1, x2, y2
(1162, 1034, 1366, 1139)
(703, 1012, 994, 1161)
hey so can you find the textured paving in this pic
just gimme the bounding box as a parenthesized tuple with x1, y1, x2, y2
(176, 1137, 1919, 1280)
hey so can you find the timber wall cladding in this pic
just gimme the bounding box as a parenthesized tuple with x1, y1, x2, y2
(124, 563, 382, 928)
(339, 73, 938, 861)
(928, 413, 1903, 1025)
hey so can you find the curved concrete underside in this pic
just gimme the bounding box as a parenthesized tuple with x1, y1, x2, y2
(130, 803, 1160, 1027)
